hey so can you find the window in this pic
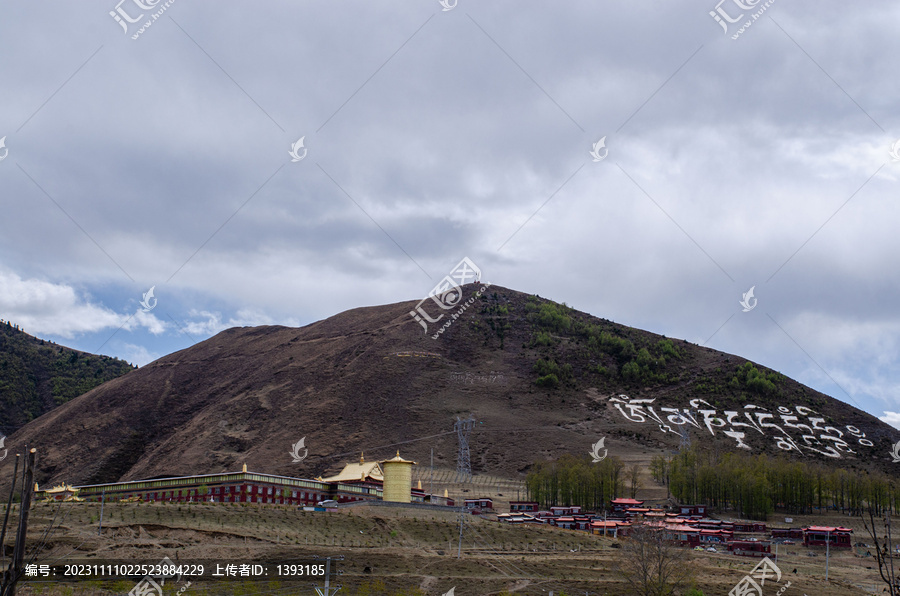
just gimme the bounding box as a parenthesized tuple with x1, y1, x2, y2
(267, 487, 272, 495)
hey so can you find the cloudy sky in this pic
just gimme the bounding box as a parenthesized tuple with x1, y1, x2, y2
(1, 1, 899, 427)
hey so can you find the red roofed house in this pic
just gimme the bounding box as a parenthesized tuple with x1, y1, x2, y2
(804, 526, 852, 548)
(497, 513, 544, 524)
(464, 498, 493, 512)
(552, 516, 577, 530)
(611, 498, 644, 512)
(591, 520, 627, 537)
(665, 523, 701, 547)
(771, 528, 804, 540)
(732, 522, 767, 533)
(550, 506, 582, 516)
(574, 516, 592, 531)
(699, 529, 731, 544)
(728, 540, 772, 557)
(678, 504, 707, 517)
(625, 507, 651, 520)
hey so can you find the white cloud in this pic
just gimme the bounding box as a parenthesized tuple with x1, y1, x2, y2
(124, 309, 168, 336)
(0, 270, 165, 338)
(0, 270, 123, 338)
(182, 309, 297, 337)
(120, 344, 159, 368)
(879, 412, 900, 431)
(2, 0, 899, 424)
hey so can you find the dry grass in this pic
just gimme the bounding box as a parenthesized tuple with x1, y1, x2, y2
(0, 501, 883, 595)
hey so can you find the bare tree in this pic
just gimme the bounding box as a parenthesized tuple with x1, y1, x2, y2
(616, 523, 693, 596)
(863, 507, 899, 595)
(628, 464, 643, 499)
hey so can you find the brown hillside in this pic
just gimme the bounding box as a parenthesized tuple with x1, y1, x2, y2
(6, 284, 896, 489)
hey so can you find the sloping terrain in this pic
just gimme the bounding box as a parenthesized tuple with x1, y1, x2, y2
(12, 501, 874, 596)
(0, 321, 135, 435)
(5, 285, 895, 490)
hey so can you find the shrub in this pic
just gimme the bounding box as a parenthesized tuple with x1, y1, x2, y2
(536, 374, 560, 388)
(529, 331, 557, 347)
(534, 359, 560, 377)
(527, 302, 573, 333)
(533, 359, 571, 388)
(658, 338, 680, 359)
(730, 362, 780, 395)
(621, 361, 641, 381)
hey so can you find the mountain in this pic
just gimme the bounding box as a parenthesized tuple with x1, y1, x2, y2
(5, 285, 895, 490)
(0, 321, 135, 435)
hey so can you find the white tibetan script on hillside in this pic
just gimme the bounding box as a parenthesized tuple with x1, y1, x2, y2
(608, 395, 873, 458)
(449, 371, 506, 385)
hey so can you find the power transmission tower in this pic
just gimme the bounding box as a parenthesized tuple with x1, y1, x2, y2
(679, 426, 691, 451)
(454, 415, 475, 559)
(455, 415, 475, 482)
(679, 410, 695, 452)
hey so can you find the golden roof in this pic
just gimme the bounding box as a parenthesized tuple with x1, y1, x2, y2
(380, 450, 417, 465)
(43, 483, 78, 494)
(320, 453, 384, 483)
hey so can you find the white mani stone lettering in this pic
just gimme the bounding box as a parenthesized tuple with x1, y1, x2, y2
(724, 430, 752, 450)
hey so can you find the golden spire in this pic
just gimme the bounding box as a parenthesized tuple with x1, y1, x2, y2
(360, 452, 365, 465)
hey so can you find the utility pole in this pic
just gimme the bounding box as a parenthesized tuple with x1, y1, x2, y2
(887, 514, 896, 594)
(457, 506, 466, 559)
(430, 448, 433, 502)
(313, 556, 342, 596)
(9, 448, 36, 596)
(825, 529, 830, 581)
(98, 490, 105, 535)
(0, 454, 20, 572)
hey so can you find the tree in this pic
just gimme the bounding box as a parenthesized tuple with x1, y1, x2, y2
(650, 455, 671, 499)
(863, 507, 899, 595)
(526, 454, 624, 510)
(628, 464, 643, 499)
(616, 523, 693, 596)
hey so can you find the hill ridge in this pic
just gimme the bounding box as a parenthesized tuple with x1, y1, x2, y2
(5, 285, 894, 490)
